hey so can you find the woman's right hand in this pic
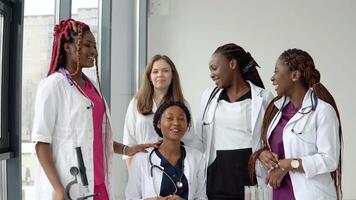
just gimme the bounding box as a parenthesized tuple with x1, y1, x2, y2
(125, 142, 160, 156)
(52, 187, 65, 200)
(258, 150, 279, 171)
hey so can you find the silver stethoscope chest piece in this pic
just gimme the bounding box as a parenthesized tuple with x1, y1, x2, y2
(176, 181, 183, 188)
(149, 147, 186, 195)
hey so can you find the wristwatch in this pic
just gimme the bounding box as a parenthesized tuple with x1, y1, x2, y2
(290, 159, 300, 170)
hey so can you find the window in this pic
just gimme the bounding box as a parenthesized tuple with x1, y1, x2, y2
(21, 0, 55, 199)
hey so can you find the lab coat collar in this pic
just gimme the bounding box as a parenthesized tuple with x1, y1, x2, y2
(152, 100, 158, 113)
(247, 81, 264, 99)
(146, 147, 192, 197)
(268, 88, 314, 139)
(247, 81, 264, 135)
(58, 67, 102, 95)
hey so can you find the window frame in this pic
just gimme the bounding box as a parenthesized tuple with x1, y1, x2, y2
(0, 0, 113, 199)
(0, 0, 22, 199)
(0, 0, 12, 154)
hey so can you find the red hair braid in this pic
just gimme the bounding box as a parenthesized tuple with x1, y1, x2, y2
(47, 19, 90, 76)
(72, 28, 83, 76)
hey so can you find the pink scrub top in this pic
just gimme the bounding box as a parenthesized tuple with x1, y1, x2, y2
(83, 79, 109, 200)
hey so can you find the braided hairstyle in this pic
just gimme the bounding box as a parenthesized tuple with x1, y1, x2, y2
(249, 48, 343, 199)
(48, 19, 92, 77)
(153, 101, 191, 138)
(214, 43, 265, 88)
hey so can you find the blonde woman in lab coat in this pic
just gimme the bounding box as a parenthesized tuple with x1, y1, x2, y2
(123, 55, 202, 169)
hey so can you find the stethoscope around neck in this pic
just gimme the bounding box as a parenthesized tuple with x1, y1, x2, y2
(201, 86, 263, 126)
(272, 91, 318, 135)
(149, 148, 186, 195)
(201, 87, 220, 126)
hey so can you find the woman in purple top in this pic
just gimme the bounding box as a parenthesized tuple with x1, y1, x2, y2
(249, 49, 343, 200)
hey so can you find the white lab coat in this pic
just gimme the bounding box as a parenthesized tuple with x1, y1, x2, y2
(266, 89, 340, 200)
(125, 147, 208, 200)
(123, 98, 203, 154)
(32, 72, 114, 200)
(196, 81, 273, 185)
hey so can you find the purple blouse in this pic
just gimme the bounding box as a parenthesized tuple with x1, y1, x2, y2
(269, 102, 300, 200)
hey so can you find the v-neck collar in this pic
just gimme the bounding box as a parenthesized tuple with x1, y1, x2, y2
(154, 146, 186, 168)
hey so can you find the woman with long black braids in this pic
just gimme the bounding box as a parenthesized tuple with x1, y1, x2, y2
(249, 49, 343, 200)
(196, 43, 273, 199)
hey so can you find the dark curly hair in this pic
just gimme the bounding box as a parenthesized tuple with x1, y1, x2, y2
(153, 101, 191, 138)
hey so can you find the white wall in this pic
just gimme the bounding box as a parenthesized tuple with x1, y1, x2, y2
(148, 0, 356, 199)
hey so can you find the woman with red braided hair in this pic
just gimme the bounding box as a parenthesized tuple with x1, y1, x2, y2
(249, 49, 343, 200)
(32, 19, 154, 200)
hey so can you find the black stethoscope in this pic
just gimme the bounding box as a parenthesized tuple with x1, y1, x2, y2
(291, 91, 318, 135)
(149, 148, 186, 195)
(201, 87, 220, 126)
(201, 85, 264, 126)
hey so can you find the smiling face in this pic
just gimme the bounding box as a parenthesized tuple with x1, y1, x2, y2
(271, 58, 296, 96)
(79, 32, 98, 68)
(65, 31, 98, 69)
(157, 105, 188, 142)
(150, 59, 173, 91)
(209, 53, 235, 89)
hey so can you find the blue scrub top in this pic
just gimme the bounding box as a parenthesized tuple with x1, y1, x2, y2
(154, 147, 189, 199)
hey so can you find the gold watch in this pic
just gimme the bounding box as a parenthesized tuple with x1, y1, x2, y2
(290, 159, 300, 170)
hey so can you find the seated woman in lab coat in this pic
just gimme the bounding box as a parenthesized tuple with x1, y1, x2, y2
(126, 101, 207, 200)
(249, 49, 343, 200)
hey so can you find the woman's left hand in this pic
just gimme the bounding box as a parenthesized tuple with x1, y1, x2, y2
(125, 143, 160, 156)
(266, 167, 288, 189)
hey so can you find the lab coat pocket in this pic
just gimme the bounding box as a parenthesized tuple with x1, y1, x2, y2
(310, 175, 337, 200)
(52, 134, 77, 177)
(52, 127, 76, 163)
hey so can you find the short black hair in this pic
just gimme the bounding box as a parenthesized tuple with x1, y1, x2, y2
(153, 101, 191, 138)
